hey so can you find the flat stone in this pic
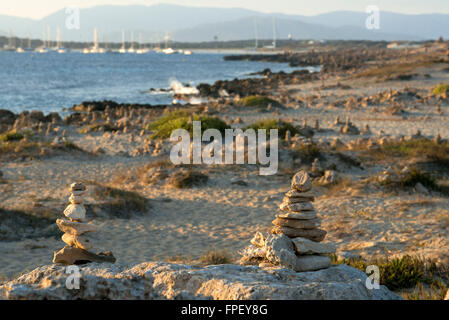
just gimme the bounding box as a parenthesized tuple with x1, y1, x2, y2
(283, 196, 314, 204)
(276, 211, 318, 220)
(291, 237, 336, 255)
(290, 255, 332, 272)
(56, 218, 99, 235)
(272, 217, 321, 229)
(69, 194, 84, 204)
(71, 183, 86, 192)
(53, 246, 116, 265)
(272, 226, 327, 242)
(61, 233, 95, 250)
(291, 170, 312, 192)
(63, 204, 86, 221)
(280, 202, 314, 212)
(285, 189, 315, 200)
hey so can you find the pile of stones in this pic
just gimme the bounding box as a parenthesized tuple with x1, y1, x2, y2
(240, 170, 336, 272)
(53, 182, 116, 265)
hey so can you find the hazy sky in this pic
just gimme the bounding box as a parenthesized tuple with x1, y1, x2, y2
(2, 0, 449, 19)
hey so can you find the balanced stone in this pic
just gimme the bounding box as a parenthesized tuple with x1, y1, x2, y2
(285, 189, 315, 200)
(272, 226, 327, 242)
(69, 194, 84, 204)
(56, 218, 99, 235)
(276, 211, 318, 220)
(280, 202, 314, 212)
(71, 182, 86, 192)
(63, 204, 86, 221)
(291, 170, 312, 192)
(291, 237, 336, 255)
(62, 233, 94, 250)
(272, 217, 321, 229)
(282, 196, 313, 204)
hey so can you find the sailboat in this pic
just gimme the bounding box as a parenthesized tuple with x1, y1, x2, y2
(118, 30, 127, 53)
(162, 33, 176, 54)
(136, 33, 150, 54)
(84, 28, 105, 53)
(3, 29, 16, 51)
(264, 17, 277, 49)
(127, 31, 136, 53)
(55, 28, 67, 53)
(35, 26, 50, 53)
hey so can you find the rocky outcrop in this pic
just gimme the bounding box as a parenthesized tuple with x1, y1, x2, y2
(0, 262, 401, 300)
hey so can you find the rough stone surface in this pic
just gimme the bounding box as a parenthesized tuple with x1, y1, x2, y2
(291, 237, 336, 255)
(272, 226, 327, 241)
(61, 233, 95, 250)
(285, 190, 315, 200)
(272, 217, 320, 229)
(280, 202, 314, 212)
(63, 204, 86, 221)
(56, 219, 99, 235)
(0, 262, 402, 300)
(53, 246, 116, 265)
(291, 170, 312, 192)
(276, 211, 317, 220)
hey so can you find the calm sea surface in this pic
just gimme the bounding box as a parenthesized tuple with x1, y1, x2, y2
(0, 51, 305, 114)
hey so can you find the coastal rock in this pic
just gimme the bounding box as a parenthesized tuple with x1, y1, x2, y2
(0, 262, 402, 300)
(291, 170, 312, 192)
(291, 237, 336, 255)
(56, 218, 99, 235)
(272, 217, 320, 229)
(272, 226, 327, 241)
(280, 202, 314, 212)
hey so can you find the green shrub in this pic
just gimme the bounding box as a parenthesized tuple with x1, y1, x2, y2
(240, 95, 283, 108)
(244, 119, 299, 138)
(150, 110, 229, 139)
(400, 168, 437, 190)
(0, 130, 24, 142)
(293, 144, 322, 164)
(332, 255, 428, 291)
(432, 84, 449, 96)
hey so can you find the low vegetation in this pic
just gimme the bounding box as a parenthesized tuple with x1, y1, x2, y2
(150, 110, 229, 139)
(199, 249, 233, 265)
(90, 183, 150, 218)
(167, 169, 209, 188)
(291, 143, 322, 164)
(363, 139, 449, 170)
(332, 255, 449, 299)
(239, 95, 283, 108)
(432, 84, 449, 96)
(0, 130, 24, 142)
(244, 119, 299, 138)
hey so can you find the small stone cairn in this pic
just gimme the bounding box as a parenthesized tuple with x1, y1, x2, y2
(240, 170, 336, 272)
(53, 182, 116, 265)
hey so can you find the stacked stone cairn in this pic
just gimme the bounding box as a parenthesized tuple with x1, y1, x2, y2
(240, 170, 336, 272)
(53, 182, 116, 265)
